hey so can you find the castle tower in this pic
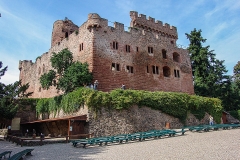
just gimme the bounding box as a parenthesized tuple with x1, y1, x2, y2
(51, 17, 79, 47)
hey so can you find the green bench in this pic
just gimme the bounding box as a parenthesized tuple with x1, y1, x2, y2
(8, 149, 34, 160)
(0, 151, 12, 159)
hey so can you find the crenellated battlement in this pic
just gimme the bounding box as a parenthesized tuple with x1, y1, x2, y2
(130, 11, 178, 39)
(19, 60, 33, 70)
(87, 13, 108, 29)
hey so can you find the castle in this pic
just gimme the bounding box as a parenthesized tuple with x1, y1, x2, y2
(19, 11, 194, 98)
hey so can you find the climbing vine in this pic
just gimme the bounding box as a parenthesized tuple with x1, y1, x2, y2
(35, 87, 223, 123)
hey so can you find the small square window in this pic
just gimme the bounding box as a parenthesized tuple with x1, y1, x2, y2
(162, 49, 167, 59)
(126, 66, 133, 73)
(112, 63, 120, 71)
(174, 69, 180, 78)
(152, 65, 159, 74)
(113, 41, 118, 50)
(148, 47, 153, 54)
(126, 45, 130, 52)
(79, 43, 83, 51)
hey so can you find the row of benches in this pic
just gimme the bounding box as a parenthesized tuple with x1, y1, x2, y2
(72, 129, 186, 148)
(0, 149, 34, 160)
(182, 123, 240, 132)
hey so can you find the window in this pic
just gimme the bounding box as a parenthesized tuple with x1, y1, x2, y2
(39, 87, 41, 92)
(174, 69, 180, 78)
(42, 64, 45, 73)
(162, 49, 167, 59)
(113, 41, 118, 50)
(147, 66, 149, 73)
(163, 66, 170, 77)
(148, 47, 153, 54)
(112, 63, 120, 71)
(79, 43, 83, 51)
(126, 66, 133, 73)
(38, 67, 41, 75)
(136, 47, 139, 52)
(173, 52, 180, 62)
(152, 65, 159, 74)
(126, 45, 130, 53)
(65, 32, 68, 38)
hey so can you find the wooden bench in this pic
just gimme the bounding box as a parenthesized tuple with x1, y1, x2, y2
(0, 151, 12, 159)
(8, 149, 34, 160)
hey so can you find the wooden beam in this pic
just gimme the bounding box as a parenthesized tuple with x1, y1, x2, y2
(68, 119, 70, 137)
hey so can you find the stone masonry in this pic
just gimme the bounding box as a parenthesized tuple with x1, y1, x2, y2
(19, 11, 194, 98)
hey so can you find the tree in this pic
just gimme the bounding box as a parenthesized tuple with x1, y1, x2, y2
(186, 29, 228, 97)
(0, 61, 33, 119)
(0, 61, 7, 79)
(40, 48, 92, 93)
(233, 61, 240, 88)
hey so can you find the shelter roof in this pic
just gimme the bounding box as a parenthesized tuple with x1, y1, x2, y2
(21, 115, 87, 124)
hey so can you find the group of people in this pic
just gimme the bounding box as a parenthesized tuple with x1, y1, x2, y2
(86, 80, 126, 90)
(87, 80, 99, 90)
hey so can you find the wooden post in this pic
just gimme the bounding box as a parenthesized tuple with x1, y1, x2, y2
(66, 135, 68, 143)
(68, 119, 70, 138)
(21, 139, 23, 147)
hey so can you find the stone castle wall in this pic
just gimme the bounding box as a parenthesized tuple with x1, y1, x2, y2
(19, 11, 194, 98)
(87, 105, 210, 137)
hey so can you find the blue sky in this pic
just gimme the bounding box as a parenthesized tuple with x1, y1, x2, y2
(0, 0, 240, 85)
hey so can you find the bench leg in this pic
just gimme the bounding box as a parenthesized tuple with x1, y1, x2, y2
(26, 151, 33, 156)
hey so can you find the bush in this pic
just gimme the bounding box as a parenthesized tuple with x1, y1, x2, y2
(35, 87, 223, 123)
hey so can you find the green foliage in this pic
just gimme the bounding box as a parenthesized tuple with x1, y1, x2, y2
(0, 79, 33, 120)
(40, 70, 56, 89)
(75, 30, 79, 35)
(36, 98, 50, 116)
(0, 61, 7, 78)
(39, 48, 92, 93)
(110, 89, 142, 110)
(51, 48, 73, 75)
(229, 110, 240, 120)
(186, 29, 228, 98)
(233, 61, 240, 88)
(185, 29, 239, 113)
(35, 88, 223, 123)
(58, 62, 93, 93)
(139, 91, 189, 122)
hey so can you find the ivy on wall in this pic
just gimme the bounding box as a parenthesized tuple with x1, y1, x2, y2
(35, 87, 223, 123)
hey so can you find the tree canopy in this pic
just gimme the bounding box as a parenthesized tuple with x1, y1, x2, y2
(186, 29, 229, 97)
(40, 48, 93, 93)
(186, 29, 240, 112)
(0, 61, 33, 120)
(233, 61, 240, 88)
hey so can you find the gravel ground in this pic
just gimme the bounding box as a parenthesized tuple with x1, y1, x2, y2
(0, 129, 239, 160)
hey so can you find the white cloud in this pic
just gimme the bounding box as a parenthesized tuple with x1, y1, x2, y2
(0, 54, 19, 85)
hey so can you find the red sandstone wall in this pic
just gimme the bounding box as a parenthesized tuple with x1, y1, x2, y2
(19, 12, 194, 98)
(91, 17, 193, 93)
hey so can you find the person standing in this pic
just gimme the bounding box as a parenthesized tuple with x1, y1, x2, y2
(209, 115, 214, 125)
(94, 80, 99, 90)
(121, 84, 125, 90)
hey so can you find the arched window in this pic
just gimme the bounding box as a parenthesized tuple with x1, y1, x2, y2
(38, 67, 41, 75)
(163, 66, 171, 77)
(65, 32, 68, 38)
(173, 52, 180, 62)
(162, 49, 167, 59)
